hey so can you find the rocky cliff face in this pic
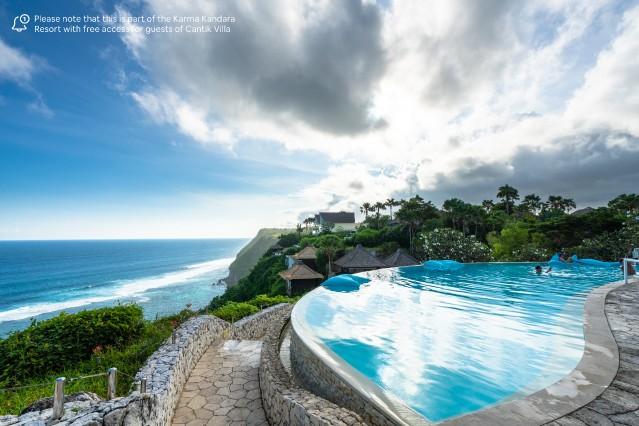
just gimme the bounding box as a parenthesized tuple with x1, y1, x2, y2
(224, 228, 289, 287)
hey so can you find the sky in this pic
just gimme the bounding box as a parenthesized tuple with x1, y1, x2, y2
(0, 0, 638, 240)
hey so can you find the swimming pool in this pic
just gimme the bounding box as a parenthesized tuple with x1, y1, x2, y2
(292, 262, 622, 423)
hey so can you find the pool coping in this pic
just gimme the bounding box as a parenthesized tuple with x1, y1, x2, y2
(291, 275, 631, 426)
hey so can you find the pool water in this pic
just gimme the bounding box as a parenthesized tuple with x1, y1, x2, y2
(293, 263, 621, 423)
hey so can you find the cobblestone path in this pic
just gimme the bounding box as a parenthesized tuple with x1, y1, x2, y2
(172, 340, 267, 426)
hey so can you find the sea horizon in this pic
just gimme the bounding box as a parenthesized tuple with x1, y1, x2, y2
(0, 238, 248, 336)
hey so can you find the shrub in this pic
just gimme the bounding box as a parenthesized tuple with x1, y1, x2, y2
(573, 223, 639, 261)
(212, 302, 258, 322)
(353, 228, 383, 246)
(488, 222, 553, 261)
(245, 294, 293, 308)
(0, 305, 144, 385)
(422, 228, 492, 262)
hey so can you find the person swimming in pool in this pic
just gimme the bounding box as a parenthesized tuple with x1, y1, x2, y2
(535, 265, 552, 274)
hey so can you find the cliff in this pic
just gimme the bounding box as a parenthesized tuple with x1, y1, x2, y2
(223, 228, 289, 287)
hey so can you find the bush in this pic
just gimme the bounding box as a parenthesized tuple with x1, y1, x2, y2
(245, 294, 293, 308)
(422, 228, 492, 262)
(488, 222, 552, 261)
(573, 223, 639, 261)
(212, 302, 258, 322)
(0, 305, 144, 385)
(353, 228, 383, 246)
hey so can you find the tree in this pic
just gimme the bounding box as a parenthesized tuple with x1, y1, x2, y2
(422, 228, 492, 262)
(360, 202, 373, 219)
(546, 195, 576, 213)
(303, 217, 315, 231)
(316, 234, 343, 275)
(520, 194, 542, 215)
(395, 195, 439, 255)
(373, 201, 386, 228)
(296, 223, 303, 238)
(496, 185, 520, 215)
(385, 198, 400, 220)
(608, 194, 639, 217)
(482, 200, 495, 213)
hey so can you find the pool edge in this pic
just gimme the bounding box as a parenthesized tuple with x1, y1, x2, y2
(441, 278, 629, 426)
(290, 292, 431, 426)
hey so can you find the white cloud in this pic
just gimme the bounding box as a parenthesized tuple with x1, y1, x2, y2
(116, 0, 639, 212)
(0, 38, 35, 83)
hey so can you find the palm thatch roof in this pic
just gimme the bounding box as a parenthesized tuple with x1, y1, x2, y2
(292, 246, 317, 260)
(384, 249, 419, 267)
(334, 244, 386, 269)
(279, 263, 324, 281)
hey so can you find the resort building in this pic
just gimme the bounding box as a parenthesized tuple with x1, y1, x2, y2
(314, 211, 357, 232)
(279, 263, 324, 296)
(286, 246, 318, 270)
(334, 244, 387, 274)
(383, 249, 420, 267)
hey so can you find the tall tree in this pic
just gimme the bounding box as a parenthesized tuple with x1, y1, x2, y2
(521, 194, 542, 215)
(385, 198, 400, 220)
(360, 202, 372, 219)
(395, 195, 439, 254)
(482, 200, 495, 213)
(496, 185, 520, 215)
(608, 194, 639, 217)
(317, 234, 343, 276)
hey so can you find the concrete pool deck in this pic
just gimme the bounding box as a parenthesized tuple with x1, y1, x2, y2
(289, 279, 639, 426)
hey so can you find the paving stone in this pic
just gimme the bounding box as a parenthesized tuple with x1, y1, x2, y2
(173, 340, 265, 425)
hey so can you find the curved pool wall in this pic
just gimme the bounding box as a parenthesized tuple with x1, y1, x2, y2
(291, 262, 623, 425)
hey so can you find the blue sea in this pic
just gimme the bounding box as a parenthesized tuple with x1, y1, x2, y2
(0, 239, 247, 337)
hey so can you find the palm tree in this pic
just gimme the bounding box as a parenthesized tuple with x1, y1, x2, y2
(303, 217, 315, 232)
(482, 200, 495, 212)
(497, 184, 520, 215)
(521, 194, 542, 215)
(360, 202, 373, 219)
(374, 201, 386, 228)
(562, 198, 576, 213)
(395, 195, 439, 254)
(317, 234, 343, 276)
(296, 223, 303, 238)
(385, 198, 400, 220)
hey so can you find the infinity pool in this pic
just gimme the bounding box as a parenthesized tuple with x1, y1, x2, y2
(292, 262, 621, 423)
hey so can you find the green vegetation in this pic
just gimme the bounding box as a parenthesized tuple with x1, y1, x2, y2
(211, 302, 259, 322)
(0, 306, 195, 415)
(223, 228, 292, 286)
(422, 228, 492, 262)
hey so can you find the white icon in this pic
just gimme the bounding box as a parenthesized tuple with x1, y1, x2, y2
(12, 14, 30, 32)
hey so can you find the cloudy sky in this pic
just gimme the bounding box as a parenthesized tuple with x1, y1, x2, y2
(0, 0, 638, 239)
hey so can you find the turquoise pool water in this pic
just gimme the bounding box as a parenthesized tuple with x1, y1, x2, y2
(293, 262, 622, 423)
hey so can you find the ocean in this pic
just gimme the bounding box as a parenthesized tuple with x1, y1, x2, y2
(0, 239, 247, 337)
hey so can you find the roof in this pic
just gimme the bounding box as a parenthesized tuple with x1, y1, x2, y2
(384, 249, 419, 267)
(316, 211, 356, 224)
(279, 263, 324, 281)
(292, 246, 317, 260)
(334, 244, 387, 268)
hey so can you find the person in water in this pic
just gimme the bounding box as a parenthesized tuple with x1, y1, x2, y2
(535, 265, 552, 274)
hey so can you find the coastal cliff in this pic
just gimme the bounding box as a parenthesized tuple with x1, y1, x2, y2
(223, 228, 290, 287)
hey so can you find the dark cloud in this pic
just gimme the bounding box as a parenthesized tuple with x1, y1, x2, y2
(142, 0, 386, 135)
(420, 0, 518, 107)
(411, 132, 639, 207)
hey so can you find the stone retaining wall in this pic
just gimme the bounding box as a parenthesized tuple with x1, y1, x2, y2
(230, 303, 292, 340)
(1, 315, 229, 426)
(259, 309, 366, 426)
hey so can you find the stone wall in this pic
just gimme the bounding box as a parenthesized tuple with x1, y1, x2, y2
(259, 310, 366, 426)
(230, 303, 292, 340)
(0, 315, 229, 426)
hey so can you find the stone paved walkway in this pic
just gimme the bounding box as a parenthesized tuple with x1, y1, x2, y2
(548, 282, 639, 426)
(172, 340, 267, 426)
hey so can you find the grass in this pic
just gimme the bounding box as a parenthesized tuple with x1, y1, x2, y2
(0, 315, 184, 416)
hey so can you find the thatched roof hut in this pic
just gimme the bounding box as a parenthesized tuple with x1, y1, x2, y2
(334, 244, 386, 274)
(279, 263, 324, 296)
(384, 249, 419, 267)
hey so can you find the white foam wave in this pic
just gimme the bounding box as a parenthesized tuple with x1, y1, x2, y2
(0, 257, 234, 323)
